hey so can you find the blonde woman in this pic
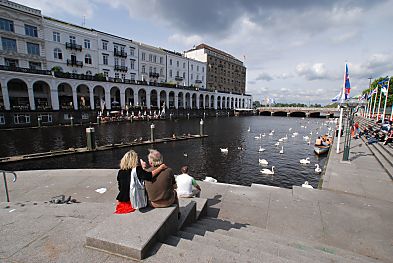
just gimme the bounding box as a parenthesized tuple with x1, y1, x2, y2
(115, 150, 166, 214)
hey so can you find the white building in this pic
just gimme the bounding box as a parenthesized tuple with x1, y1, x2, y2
(137, 43, 166, 84)
(188, 58, 206, 89)
(165, 49, 188, 85)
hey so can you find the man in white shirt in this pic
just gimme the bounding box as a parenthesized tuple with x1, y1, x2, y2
(175, 166, 201, 198)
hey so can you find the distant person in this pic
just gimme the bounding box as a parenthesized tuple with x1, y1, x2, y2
(115, 150, 166, 214)
(175, 166, 201, 198)
(144, 149, 178, 208)
(383, 128, 393, 145)
(315, 136, 322, 146)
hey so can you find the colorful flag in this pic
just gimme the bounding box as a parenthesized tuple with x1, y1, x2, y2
(381, 85, 388, 94)
(344, 64, 351, 100)
(372, 87, 378, 95)
(332, 92, 341, 102)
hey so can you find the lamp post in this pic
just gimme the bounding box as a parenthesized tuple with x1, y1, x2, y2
(341, 99, 367, 161)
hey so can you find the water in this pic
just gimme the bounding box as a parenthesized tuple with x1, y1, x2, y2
(0, 116, 334, 188)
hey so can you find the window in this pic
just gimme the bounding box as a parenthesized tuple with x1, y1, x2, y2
(141, 65, 145, 73)
(153, 67, 156, 73)
(102, 40, 108, 50)
(169, 69, 172, 78)
(53, 32, 60, 42)
(29, 61, 41, 70)
(54, 48, 62, 59)
(202, 76, 204, 81)
(27, 42, 40, 55)
(176, 71, 179, 77)
(191, 64, 194, 70)
(183, 72, 186, 78)
(85, 54, 92, 64)
(86, 70, 92, 75)
(115, 72, 119, 79)
(39, 114, 52, 123)
(160, 68, 163, 76)
(103, 54, 108, 65)
(130, 59, 135, 69)
(149, 54, 152, 62)
(0, 18, 14, 32)
(84, 39, 90, 49)
(176, 61, 179, 67)
(25, 24, 38, 37)
(14, 114, 30, 124)
(120, 46, 125, 53)
(191, 73, 193, 80)
(121, 58, 125, 67)
(121, 73, 125, 79)
(114, 57, 119, 66)
(160, 57, 163, 64)
(130, 73, 136, 81)
(196, 74, 199, 80)
(197, 66, 199, 72)
(4, 58, 18, 67)
(149, 66, 152, 73)
(114, 44, 119, 52)
(130, 47, 135, 56)
(103, 70, 109, 77)
(153, 55, 157, 63)
(0, 114, 4, 125)
(202, 67, 204, 72)
(183, 62, 185, 68)
(169, 59, 172, 66)
(69, 36, 76, 44)
(141, 52, 145, 61)
(2, 37, 17, 52)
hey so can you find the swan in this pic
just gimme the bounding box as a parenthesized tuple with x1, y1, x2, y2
(204, 176, 217, 183)
(247, 126, 251, 132)
(291, 134, 296, 138)
(302, 181, 314, 189)
(261, 133, 266, 137)
(269, 130, 274, 136)
(275, 142, 280, 146)
(254, 134, 262, 140)
(259, 159, 268, 165)
(278, 138, 284, 142)
(258, 146, 265, 152)
(303, 135, 310, 141)
(300, 125, 305, 128)
(307, 140, 311, 145)
(279, 146, 284, 154)
(315, 164, 322, 173)
(220, 148, 228, 153)
(289, 128, 292, 131)
(183, 152, 188, 157)
(261, 166, 275, 175)
(293, 132, 299, 136)
(300, 157, 310, 164)
(283, 134, 288, 140)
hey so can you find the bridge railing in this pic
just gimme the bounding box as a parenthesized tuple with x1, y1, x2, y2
(257, 107, 338, 112)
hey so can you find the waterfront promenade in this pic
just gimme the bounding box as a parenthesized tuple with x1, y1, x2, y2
(1, 134, 393, 262)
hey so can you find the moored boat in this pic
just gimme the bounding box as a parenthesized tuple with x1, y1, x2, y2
(314, 145, 330, 155)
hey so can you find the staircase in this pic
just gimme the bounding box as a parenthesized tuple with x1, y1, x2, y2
(146, 216, 379, 263)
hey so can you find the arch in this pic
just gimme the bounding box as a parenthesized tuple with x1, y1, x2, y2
(272, 111, 287, 117)
(125, 87, 134, 107)
(204, 94, 209, 109)
(199, 94, 204, 108)
(242, 98, 245, 108)
(222, 97, 226, 109)
(150, 89, 158, 108)
(210, 95, 214, 108)
(289, 112, 307, 117)
(159, 90, 167, 108)
(0, 83, 3, 110)
(217, 96, 221, 109)
(110, 86, 120, 109)
(7, 78, 29, 110)
(178, 92, 184, 108)
(93, 85, 105, 110)
(235, 98, 238, 108)
(76, 84, 91, 110)
(185, 93, 191, 109)
(169, 91, 175, 108)
(309, 112, 320, 118)
(191, 93, 197, 109)
(57, 82, 73, 110)
(138, 89, 147, 108)
(33, 80, 52, 110)
(259, 111, 271, 116)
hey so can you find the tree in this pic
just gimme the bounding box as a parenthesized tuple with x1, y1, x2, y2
(253, 101, 261, 108)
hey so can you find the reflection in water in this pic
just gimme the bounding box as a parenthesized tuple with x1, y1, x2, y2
(0, 116, 333, 188)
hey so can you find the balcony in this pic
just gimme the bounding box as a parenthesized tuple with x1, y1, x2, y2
(149, 72, 159, 78)
(0, 65, 51, 75)
(65, 42, 82, 51)
(195, 80, 202, 84)
(175, 76, 183, 81)
(114, 50, 127, 58)
(66, 59, 83, 67)
(114, 65, 128, 72)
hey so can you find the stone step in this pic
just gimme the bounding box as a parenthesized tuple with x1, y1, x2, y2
(178, 199, 196, 230)
(86, 205, 178, 260)
(164, 235, 289, 263)
(194, 218, 378, 263)
(176, 229, 310, 263)
(364, 138, 393, 180)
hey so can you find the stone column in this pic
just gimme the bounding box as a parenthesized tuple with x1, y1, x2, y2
(120, 89, 126, 109)
(1, 79, 10, 110)
(105, 87, 111, 110)
(72, 84, 78, 110)
(166, 92, 170, 109)
(134, 89, 139, 107)
(50, 80, 59, 110)
(146, 92, 151, 109)
(196, 94, 200, 109)
(175, 93, 179, 109)
(89, 86, 95, 110)
(27, 82, 36, 110)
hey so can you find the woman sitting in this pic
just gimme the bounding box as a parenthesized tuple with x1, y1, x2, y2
(115, 150, 166, 214)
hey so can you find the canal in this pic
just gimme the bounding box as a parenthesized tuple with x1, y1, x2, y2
(0, 116, 334, 188)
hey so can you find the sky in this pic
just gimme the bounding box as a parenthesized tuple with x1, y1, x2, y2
(16, 0, 393, 105)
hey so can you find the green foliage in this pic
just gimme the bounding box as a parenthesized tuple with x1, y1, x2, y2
(253, 101, 261, 108)
(361, 76, 393, 108)
(94, 73, 106, 81)
(51, 66, 63, 72)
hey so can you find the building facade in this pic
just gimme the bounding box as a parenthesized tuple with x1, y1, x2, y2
(185, 43, 246, 94)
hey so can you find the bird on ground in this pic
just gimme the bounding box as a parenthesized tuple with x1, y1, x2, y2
(220, 148, 228, 153)
(279, 146, 284, 154)
(261, 166, 275, 175)
(300, 157, 310, 164)
(258, 146, 265, 152)
(259, 159, 268, 165)
(315, 164, 322, 173)
(204, 176, 217, 183)
(302, 181, 314, 189)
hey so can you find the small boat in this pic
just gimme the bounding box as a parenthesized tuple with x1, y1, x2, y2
(314, 145, 330, 155)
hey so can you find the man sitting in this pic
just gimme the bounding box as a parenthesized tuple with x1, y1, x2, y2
(175, 166, 201, 198)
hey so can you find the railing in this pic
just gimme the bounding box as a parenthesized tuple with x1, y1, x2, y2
(149, 73, 159, 78)
(195, 80, 202, 83)
(65, 42, 82, 51)
(175, 76, 183, 81)
(2, 170, 17, 202)
(113, 50, 127, 57)
(114, 65, 128, 72)
(0, 65, 51, 75)
(66, 59, 83, 67)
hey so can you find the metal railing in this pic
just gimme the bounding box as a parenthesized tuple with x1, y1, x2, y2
(2, 170, 17, 202)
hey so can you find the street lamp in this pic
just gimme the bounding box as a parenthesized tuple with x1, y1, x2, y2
(340, 99, 367, 161)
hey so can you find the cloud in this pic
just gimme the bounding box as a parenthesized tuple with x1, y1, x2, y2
(16, 0, 95, 18)
(255, 72, 274, 82)
(350, 53, 393, 79)
(296, 63, 330, 80)
(168, 34, 203, 49)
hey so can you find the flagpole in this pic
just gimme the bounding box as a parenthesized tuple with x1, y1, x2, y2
(382, 77, 390, 121)
(371, 86, 378, 119)
(336, 63, 347, 154)
(376, 87, 383, 121)
(366, 77, 372, 118)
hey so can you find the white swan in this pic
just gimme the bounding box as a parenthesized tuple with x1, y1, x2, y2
(204, 176, 217, 183)
(269, 130, 274, 136)
(247, 126, 251, 132)
(261, 133, 266, 137)
(279, 146, 284, 154)
(302, 181, 314, 189)
(289, 128, 292, 131)
(303, 135, 310, 141)
(283, 134, 288, 140)
(254, 134, 262, 140)
(315, 164, 322, 173)
(258, 146, 265, 152)
(261, 166, 275, 175)
(275, 142, 280, 146)
(300, 157, 310, 164)
(293, 132, 299, 136)
(220, 148, 228, 153)
(278, 138, 284, 142)
(259, 159, 269, 165)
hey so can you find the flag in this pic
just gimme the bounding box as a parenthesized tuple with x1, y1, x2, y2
(344, 64, 351, 100)
(372, 87, 378, 95)
(381, 85, 388, 94)
(378, 77, 389, 85)
(367, 91, 373, 100)
(332, 92, 341, 102)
